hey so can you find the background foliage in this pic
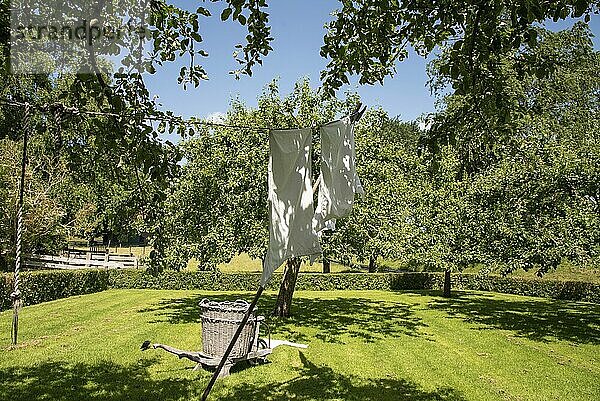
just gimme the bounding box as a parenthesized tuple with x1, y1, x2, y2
(0, 2, 597, 283)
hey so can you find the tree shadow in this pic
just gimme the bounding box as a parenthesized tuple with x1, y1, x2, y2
(267, 296, 428, 344)
(138, 297, 200, 324)
(219, 351, 466, 401)
(138, 293, 428, 344)
(428, 291, 600, 344)
(0, 354, 466, 401)
(0, 358, 203, 401)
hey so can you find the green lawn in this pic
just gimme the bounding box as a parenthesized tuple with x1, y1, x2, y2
(214, 253, 600, 283)
(508, 264, 600, 284)
(2, 289, 599, 400)
(186, 253, 358, 273)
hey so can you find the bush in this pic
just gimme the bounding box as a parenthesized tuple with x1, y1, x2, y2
(108, 270, 600, 303)
(108, 270, 265, 291)
(452, 274, 600, 303)
(2, 270, 599, 310)
(1, 270, 110, 310)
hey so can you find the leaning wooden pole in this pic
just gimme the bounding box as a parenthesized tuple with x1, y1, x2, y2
(11, 104, 30, 346)
(201, 286, 264, 401)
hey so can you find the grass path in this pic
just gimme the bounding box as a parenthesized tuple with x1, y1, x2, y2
(1, 289, 599, 400)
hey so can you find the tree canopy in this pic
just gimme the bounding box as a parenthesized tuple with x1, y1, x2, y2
(156, 78, 356, 271)
(419, 22, 600, 274)
(321, 1, 599, 96)
(1, 0, 598, 281)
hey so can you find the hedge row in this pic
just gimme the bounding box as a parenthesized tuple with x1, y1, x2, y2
(1, 270, 110, 310)
(2, 269, 599, 310)
(110, 270, 600, 302)
(106, 270, 443, 292)
(450, 274, 600, 303)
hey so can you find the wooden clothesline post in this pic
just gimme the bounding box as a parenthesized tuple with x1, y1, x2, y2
(200, 104, 367, 401)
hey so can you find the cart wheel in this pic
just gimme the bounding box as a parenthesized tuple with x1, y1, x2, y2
(249, 339, 269, 366)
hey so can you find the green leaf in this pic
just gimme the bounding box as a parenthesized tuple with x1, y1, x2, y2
(196, 7, 211, 17)
(221, 8, 232, 21)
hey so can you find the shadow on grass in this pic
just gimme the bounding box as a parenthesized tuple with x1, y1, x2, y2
(0, 354, 466, 401)
(139, 294, 428, 344)
(428, 292, 600, 344)
(0, 358, 202, 401)
(219, 352, 466, 401)
(267, 296, 428, 344)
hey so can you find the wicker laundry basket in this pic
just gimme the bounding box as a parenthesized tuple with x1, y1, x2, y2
(199, 298, 260, 359)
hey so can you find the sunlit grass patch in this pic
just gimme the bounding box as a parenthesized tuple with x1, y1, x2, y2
(1, 289, 599, 400)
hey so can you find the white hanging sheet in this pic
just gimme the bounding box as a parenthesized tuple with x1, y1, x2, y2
(313, 116, 364, 233)
(261, 128, 322, 286)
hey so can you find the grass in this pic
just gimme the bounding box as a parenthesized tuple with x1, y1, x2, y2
(1, 289, 599, 400)
(214, 253, 600, 283)
(68, 242, 150, 259)
(509, 265, 600, 284)
(381, 259, 600, 284)
(183, 253, 358, 273)
(215, 253, 357, 273)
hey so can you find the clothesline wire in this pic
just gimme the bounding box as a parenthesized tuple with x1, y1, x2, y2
(0, 98, 274, 131)
(0, 98, 366, 132)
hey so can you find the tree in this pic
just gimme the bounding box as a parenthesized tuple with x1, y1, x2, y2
(0, 131, 69, 269)
(326, 109, 424, 272)
(159, 78, 356, 316)
(320, 1, 600, 97)
(464, 25, 600, 274)
(423, 23, 600, 277)
(318, 4, 599, 293)
(0, 67, 181, 265)
(1, 0, 276, 264)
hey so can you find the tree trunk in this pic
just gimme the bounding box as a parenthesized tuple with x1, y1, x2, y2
(443, 269, 451, 298)
(273, 258, 302, 318)
(368, 256, 377, 273)
(322, 257, 331, 273)
(321, 230, 331, 273)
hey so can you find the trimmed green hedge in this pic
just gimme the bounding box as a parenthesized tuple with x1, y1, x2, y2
(106, 270, 442, 292)
(109, 270, 600, 303)
(450, 274, 600, 303)
(2, 269, 599, 310)
(1, 270, 110, 310)
(108, 270, 268, 291)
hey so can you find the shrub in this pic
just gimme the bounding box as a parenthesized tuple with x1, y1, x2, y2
(108, 270, 600, 303)
(1, 270, 110, 310)
(2, 270, 599, 310)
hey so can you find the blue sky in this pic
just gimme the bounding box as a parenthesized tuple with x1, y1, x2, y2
(145, 1, 600, 124)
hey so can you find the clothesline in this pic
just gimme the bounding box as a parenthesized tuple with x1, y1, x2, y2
(2, 94, 367, 390)
(0, 98, 366, 132)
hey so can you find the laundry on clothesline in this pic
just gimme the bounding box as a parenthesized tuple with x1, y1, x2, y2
(313, 116, 364, 234)
(261, 128, 322, 286)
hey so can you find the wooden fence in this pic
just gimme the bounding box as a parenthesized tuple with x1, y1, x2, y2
(24, 252, 138, 270)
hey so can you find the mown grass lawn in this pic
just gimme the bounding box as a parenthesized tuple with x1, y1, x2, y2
(1, 289, 599, 401)
(215, 253, 355, 273)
